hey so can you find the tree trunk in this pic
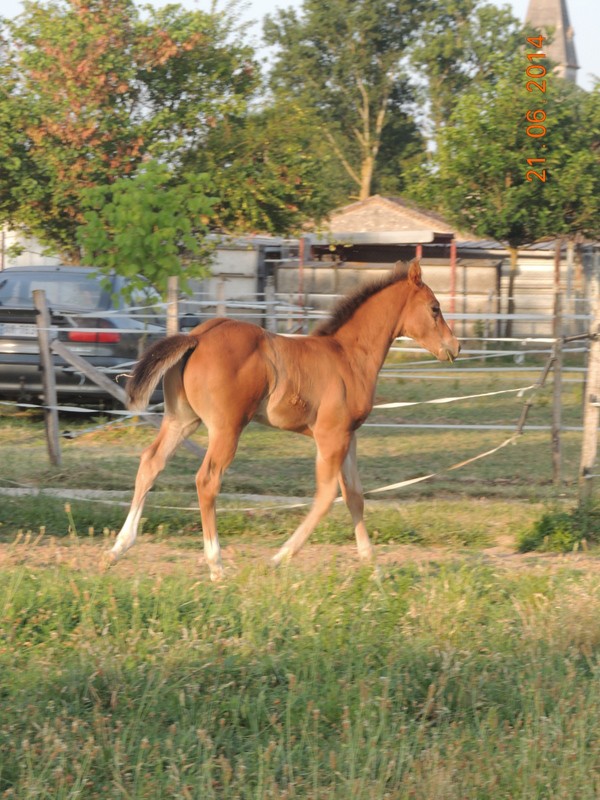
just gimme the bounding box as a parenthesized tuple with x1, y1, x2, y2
(359, 155, 374, 201)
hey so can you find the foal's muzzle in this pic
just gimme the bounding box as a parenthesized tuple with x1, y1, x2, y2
(440, 341, 461, 362)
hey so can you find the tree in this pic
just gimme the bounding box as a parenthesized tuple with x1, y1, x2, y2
(543, 82, 600, 241)
(410, 0, 523, 136)
(0, 0, 255, 262)
(370, 85, 430, 197)
(419, 51, 599, 333)
(264, 0, 428, 202)
(194, 103, 341, 235)
(77, 161, 215, 296)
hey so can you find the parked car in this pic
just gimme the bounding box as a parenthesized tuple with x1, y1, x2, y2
(0, 265, 166, 403)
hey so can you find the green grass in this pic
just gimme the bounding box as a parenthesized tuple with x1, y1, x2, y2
(0, 491, 542, 551)
(2, 560, 600, 798)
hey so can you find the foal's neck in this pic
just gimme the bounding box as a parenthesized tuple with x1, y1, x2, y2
(332, 281, 409, 380)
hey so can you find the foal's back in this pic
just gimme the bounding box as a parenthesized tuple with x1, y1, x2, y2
(180, 319, 357, 434)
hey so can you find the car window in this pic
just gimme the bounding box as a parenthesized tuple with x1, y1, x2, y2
(0, 272, 107, 312)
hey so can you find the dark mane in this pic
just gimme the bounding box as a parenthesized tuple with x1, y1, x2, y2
(311, 266, 409, 337)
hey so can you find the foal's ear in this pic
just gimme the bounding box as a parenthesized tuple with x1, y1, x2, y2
(407, 258, 423, 287)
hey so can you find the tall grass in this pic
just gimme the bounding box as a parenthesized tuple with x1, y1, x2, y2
(0, 493, 535, 548)
(2, 556, 600, 798)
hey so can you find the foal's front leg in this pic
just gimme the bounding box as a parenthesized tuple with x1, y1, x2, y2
(272, 432, 349, 566)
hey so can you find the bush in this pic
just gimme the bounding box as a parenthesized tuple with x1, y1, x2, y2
(518, 504, 600, 553)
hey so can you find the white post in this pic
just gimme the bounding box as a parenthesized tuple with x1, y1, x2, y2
(166, 276, 179, 337)
(550, 240, 564, 486)
(579, 267, 600, 502)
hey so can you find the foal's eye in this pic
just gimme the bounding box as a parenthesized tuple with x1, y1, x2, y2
(432, 305, 440, 317)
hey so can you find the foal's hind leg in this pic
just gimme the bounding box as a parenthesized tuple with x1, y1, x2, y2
(272, 432, 349, 566)
(108, 412, 199, 564)
(195, 425, 242, 581)
(339, 433, 374, 563)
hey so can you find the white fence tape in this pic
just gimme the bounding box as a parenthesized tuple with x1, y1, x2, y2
(0, 400, 155, 416)
(363, 435, 518, 496)
(373, 384, 536, 410)
(1, 382, 536, 421)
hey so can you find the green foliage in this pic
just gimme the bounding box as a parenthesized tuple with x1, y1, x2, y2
(135, 3, 257, 158)
(411, 49, 600, 247)
(0, 0, 255, 262)
(518, 504, 600, 553)
(411, 0, 523, 133)
(371, 103, 428, 196)
(196, 105, 336, 235)
(419, 53, 546, 245)
(543, 83, 600, 240)
(264, 0, 428, 201)
(78, 160, 215, 296)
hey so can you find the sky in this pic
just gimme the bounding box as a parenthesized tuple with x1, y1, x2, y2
(1, 0, 598, 91)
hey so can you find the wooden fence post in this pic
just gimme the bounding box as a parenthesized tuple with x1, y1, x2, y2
(551, 239, 563, 486)
(265, 275, 277, 332)
(579, 273, 600, 503)
(32, 289, 62, 467)
(551, 290, 563, 486)
(166, 276, 179, 337)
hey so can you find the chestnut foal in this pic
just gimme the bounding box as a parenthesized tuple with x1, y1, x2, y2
(108, 260, 459, 579)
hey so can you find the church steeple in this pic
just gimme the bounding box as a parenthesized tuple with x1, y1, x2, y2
(525, 0, 579, 83)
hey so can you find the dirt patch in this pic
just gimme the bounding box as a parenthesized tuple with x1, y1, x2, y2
(2, 533, 600, 579)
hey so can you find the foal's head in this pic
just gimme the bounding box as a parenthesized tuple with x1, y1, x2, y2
(399, 260, 460, 362)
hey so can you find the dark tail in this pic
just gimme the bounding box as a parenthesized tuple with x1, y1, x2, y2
(126, 334, 199, 411)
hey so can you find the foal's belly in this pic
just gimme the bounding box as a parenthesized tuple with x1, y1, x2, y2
(254, 392, 315, 434)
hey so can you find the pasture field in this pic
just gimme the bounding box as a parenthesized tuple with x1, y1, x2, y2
(2, 544, 600, 798)
(2, 357, 600, 798)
